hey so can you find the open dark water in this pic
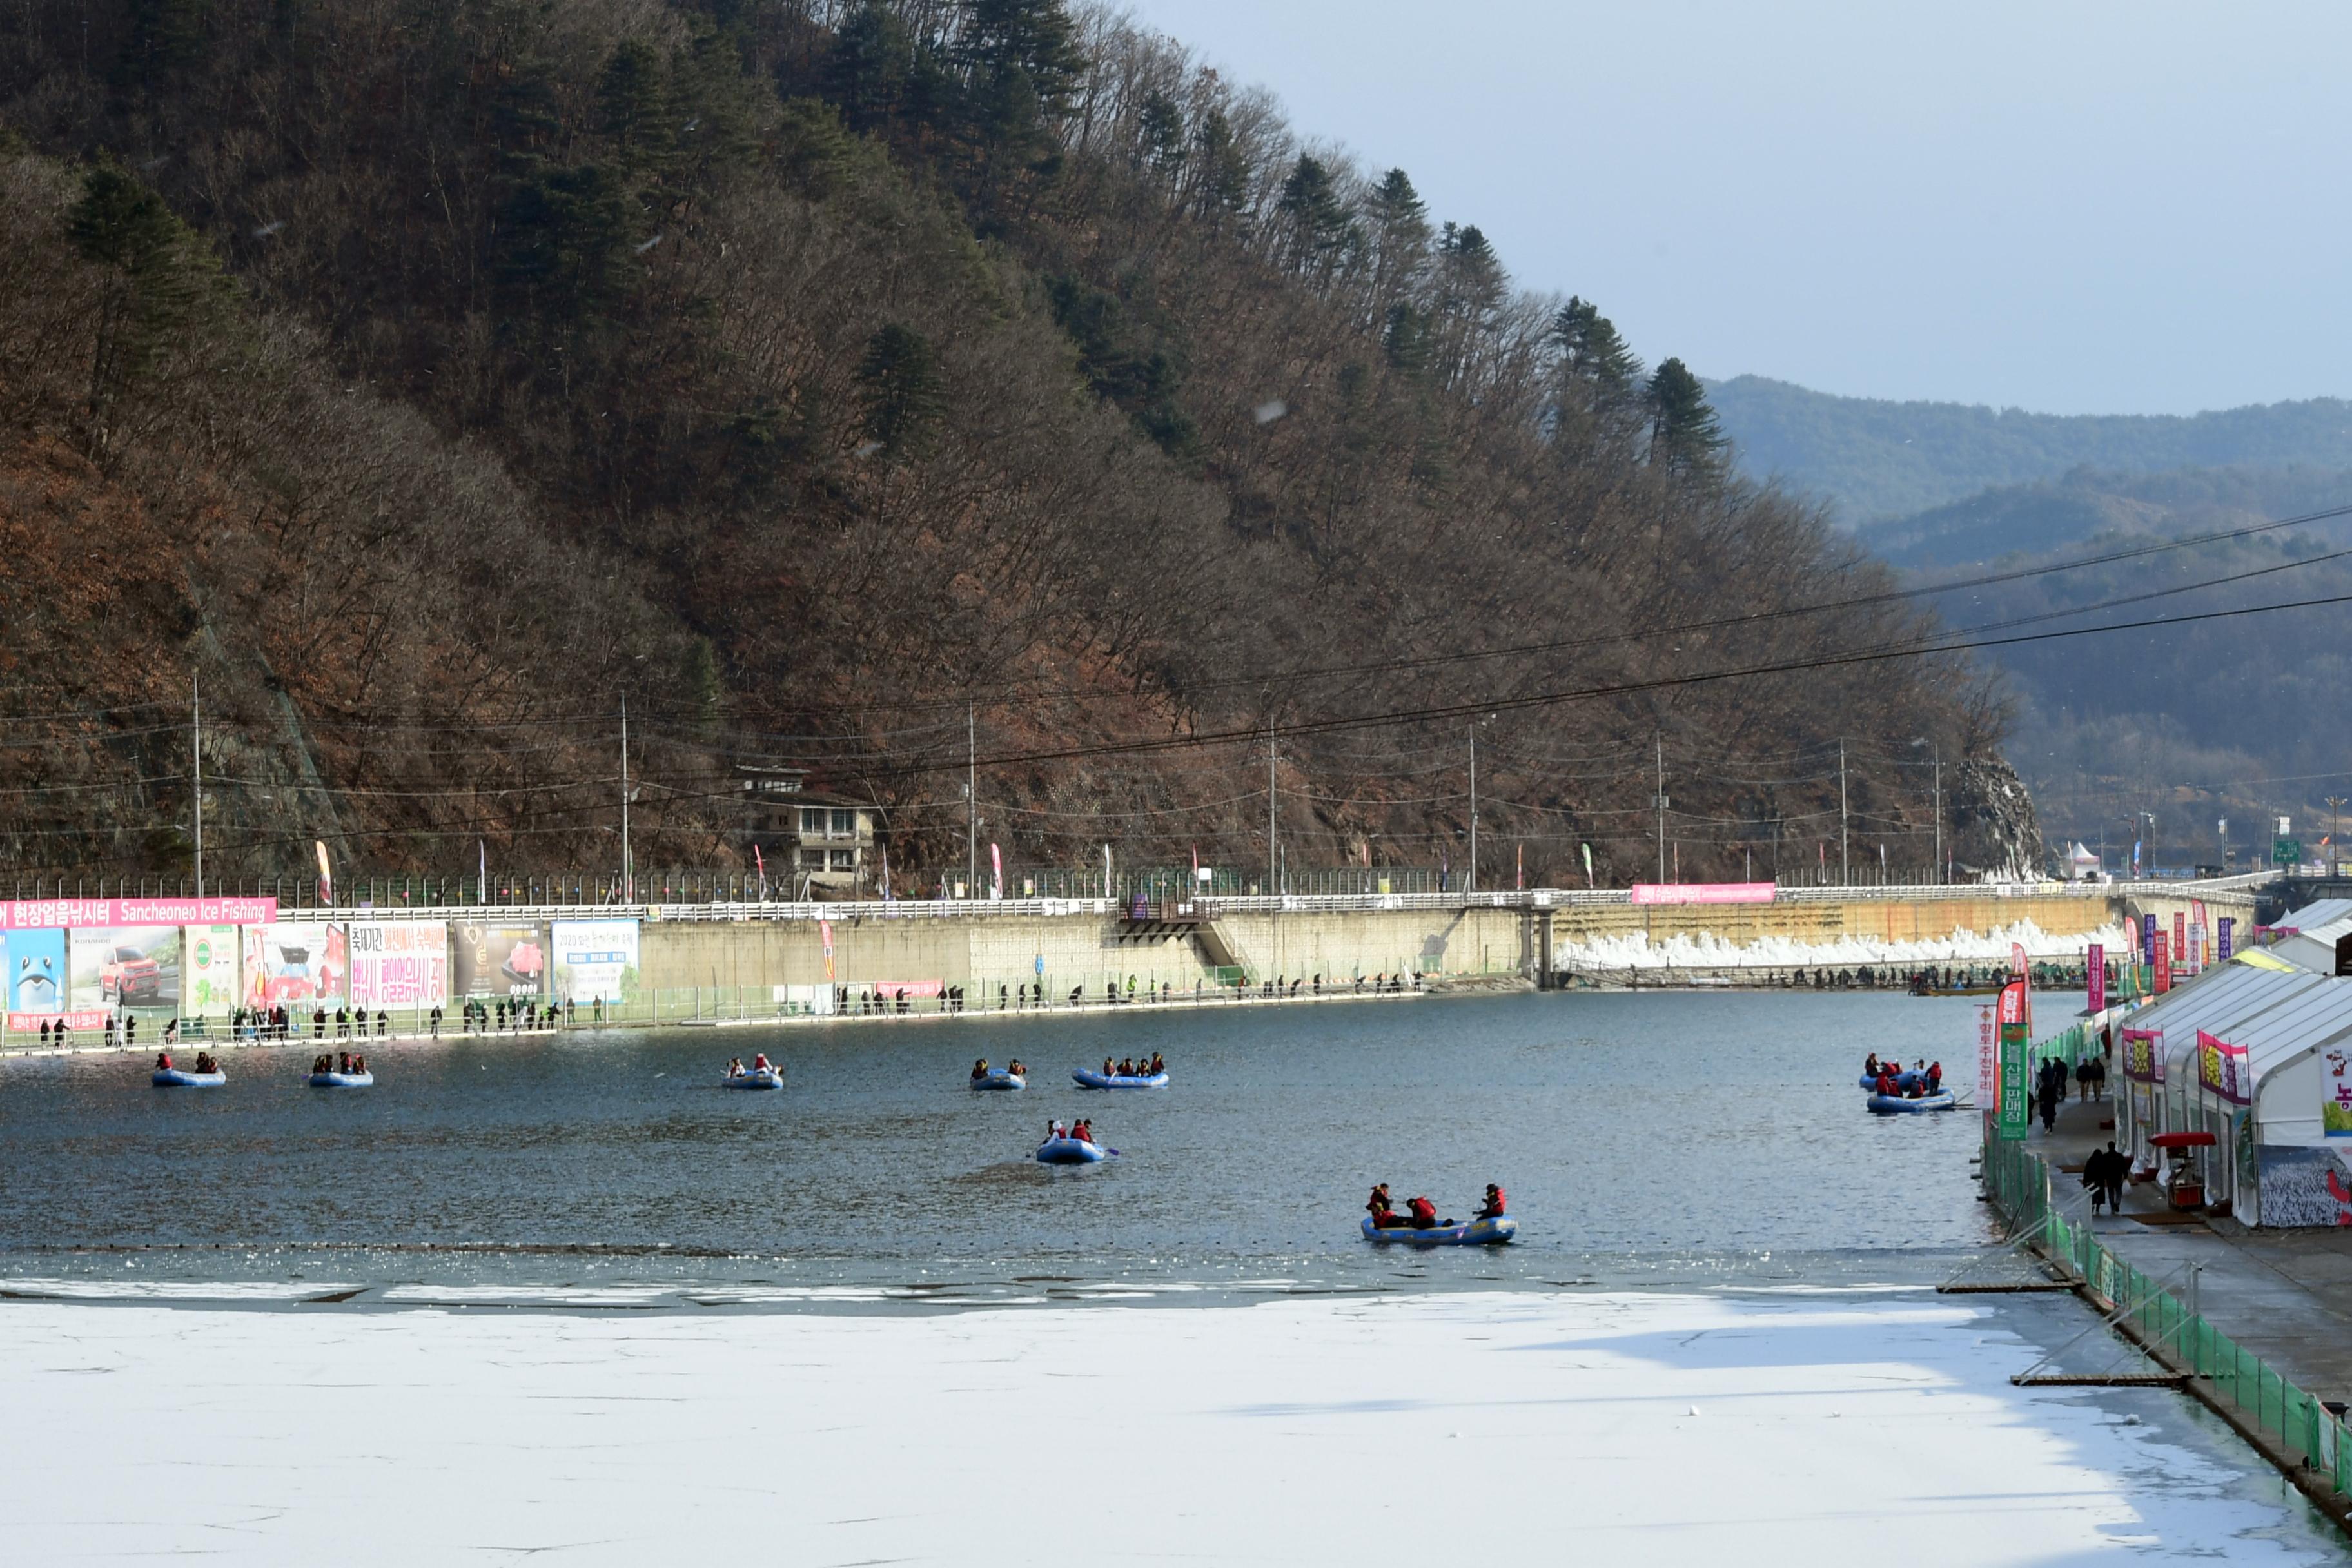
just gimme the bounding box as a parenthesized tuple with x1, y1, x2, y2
(0, 991, 2014, 1297)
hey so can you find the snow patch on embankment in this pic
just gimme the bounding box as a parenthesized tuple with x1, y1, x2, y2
(1561, 917, 2132, 972)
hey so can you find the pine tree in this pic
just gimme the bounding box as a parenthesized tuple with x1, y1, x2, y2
(857, 323, 946, 458)
(66, 156, 231, 452)
(1277, 155, 1351, 276)
(1188, 108, 1250, 224)
(958, 0, 1086, 119)
(598, 39, 672, 173)
(1363, 168, 1429, 300)
(1645, 357, 1726, 478)
(825, 3, 915, 133)
(1135, 91, 1185, 178)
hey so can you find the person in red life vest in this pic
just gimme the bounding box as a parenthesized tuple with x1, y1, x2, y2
(1875, 1067, 1898, 1096)
(1474, 1184, 1507, 1220)
(752, 1053, 772, 1072)
(1406, 1194, 1439, 1230)
(1072, 1119, 1092, 1146)
(1925, 1061, 1943, 1093)
(1366, 1183, 1401, 1228)
(155, 1052, 172, 1072)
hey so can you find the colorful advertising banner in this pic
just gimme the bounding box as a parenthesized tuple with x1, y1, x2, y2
(2324, 1042, 2352, 1137)
(551, 919, 638, 1005)
(453, 923, 545, 999)
(2088, 943, 2106, 1013)
(2120, 1027, 2164, 1084)
(2153, 931, 2171, 994)
(182, 925, 238, 1016)
(349, 921, 449, 1008)
(67, 926, 180, 1013)
(2142, 914, 2158, 965)
(1997, 980, 2030, 1140)
(0, 897, 275, 931)
(1628, 883, 1776, 905)
(2219, 917, 2235, 963)
(2, 928, 66, 1014)
(241, 923, 349, 1010)
(2196, 1028, 2251, 1106)
(2174, 912, 2187, 969)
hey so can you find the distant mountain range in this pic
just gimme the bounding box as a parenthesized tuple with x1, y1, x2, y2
(1707, 375, 2352, 525)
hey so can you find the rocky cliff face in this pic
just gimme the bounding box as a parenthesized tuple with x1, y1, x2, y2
(1950, 757, 2047, 882)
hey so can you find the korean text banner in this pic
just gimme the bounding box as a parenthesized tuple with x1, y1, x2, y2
(2087, 943, 2106, 1013)
(1628, 883, 1775, 905)
(67, 926, 179, 1012)
(2, 928, 65, 1014)
(453, 923, 545, 999)
(182, 925, 238, 1016)
(2120, 1028, 2164, 1084)
(241, 923, 348, 1010)
(2197, 1028, 2251, 1106)
(2324, 1042, 2352, 1137)
(0, 897, 275, 930)
(551, 920, 638, 1004)
(349, 921, 449, 1008)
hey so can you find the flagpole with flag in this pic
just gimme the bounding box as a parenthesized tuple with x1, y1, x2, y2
(315, 841, 333, 908)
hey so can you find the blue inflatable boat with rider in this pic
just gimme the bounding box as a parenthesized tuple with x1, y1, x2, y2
(971, 1068, 1026, 1091)
(723, 1066, 783, 1090)
(1867, 1090, 1955, 1113)
(1035, 1135, 1113, 1163)
(153, 1067, 226, 1088)
(308, 1069, 375, 1088)
(1360, 1215, 1517, 1246)
(1073, 1068, 1168, 1090)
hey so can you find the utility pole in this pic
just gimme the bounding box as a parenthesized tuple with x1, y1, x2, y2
(2330, 797, 2346, 877)
(191, 671, 203, 900)
(1930, 748, 1942, 883)
(619, 693, 631, 902)
(967, 705, 977, 900)
(1838, 740, 1850, 886)
(1267, 727, 1277, 895)
(1654, 732, 1667, 883)
(1467, 725, 1478, 896)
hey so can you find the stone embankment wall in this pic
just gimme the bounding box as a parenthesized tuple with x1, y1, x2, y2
(633, 890, 2151, 998)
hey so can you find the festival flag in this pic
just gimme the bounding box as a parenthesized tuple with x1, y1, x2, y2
(2088, 943, 2106, 1013)
(819, 919, 835, 982)
(990, 842, 1003, 901)
(315, 840, 334, 907)
(1580, 843, 1594, 888)
(1516, 843, 1524, 891)
(753, 844, 767, 901)
(480, 839, 488, 905)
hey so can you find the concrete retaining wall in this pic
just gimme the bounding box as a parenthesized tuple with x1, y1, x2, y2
(634, 892, 2138, 998)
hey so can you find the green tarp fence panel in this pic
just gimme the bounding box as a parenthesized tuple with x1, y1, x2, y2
(1987, 1131, 2352, 1491)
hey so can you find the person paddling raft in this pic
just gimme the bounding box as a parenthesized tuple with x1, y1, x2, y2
(1474, 1184, 1507, 1220)
(1925, 1061, 1943, 1093)
(1863, 1054, 1882, 1079)
(1366, 1183, 1405, 1228)
(752, 1054, 772, 1072)
(155, 1052, 172, 1072)
(972, 1059, 992, 1082)
(1406, 1194, 1442, 1230)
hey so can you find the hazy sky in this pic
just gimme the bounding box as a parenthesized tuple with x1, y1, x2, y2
(1109, 0, 2351, 416)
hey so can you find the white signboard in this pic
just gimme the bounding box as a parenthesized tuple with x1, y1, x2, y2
(551, 919, 640, 1004)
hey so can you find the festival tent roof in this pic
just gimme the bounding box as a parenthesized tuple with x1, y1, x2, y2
(2218, 977, 2352, 1089)
(2128, 966, 2328, 1084)
(2275, 898, 2352, 931)
(2271, 912, 2352, 974)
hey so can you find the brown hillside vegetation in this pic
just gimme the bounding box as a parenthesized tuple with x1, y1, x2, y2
(0, 1, 2018, 888)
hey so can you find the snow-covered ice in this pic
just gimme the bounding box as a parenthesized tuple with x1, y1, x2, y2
(2, 1287, 2338, 1564)
(1563, 917, 2131, 972)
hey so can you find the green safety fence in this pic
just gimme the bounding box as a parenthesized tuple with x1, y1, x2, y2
(1983, 1134, 2349, 1484)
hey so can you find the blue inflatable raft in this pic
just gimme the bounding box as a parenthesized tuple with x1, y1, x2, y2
(308, 1070, 375, 1088)
(723, 1067, 783, 1090)
(1073, 1068, 1168, 1090)
(970, 1070, 1026, 1091)
(1035, 1135, 1114, 1163)
(1867, 1090, 1955, 1113)
(1360, 1215, 1517, 1246)
(152, 1068, 226, 1088)
(1858, 1070, 1930, 1092)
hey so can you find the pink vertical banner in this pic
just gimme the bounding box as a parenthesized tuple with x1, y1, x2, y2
(2087, 943, 2106, 1013)
(1976, 1004, 1999, 1109)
